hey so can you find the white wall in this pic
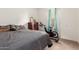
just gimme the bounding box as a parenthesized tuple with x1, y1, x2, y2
(38, 8, 55, 26)
(0, 8, 38, 25)
(77, 9, 79, 42)
(37, 8, 49, 30)
(37, 8, 49, 26)
(57, 8, 78, 41)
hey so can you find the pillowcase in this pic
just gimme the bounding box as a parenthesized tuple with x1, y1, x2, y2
(0, 26, 9, 32)
(0, 25, 26, 32)
(8, 25, 25, 31)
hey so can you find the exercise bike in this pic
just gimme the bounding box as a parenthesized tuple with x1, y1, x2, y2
(44, 25, 59, 42)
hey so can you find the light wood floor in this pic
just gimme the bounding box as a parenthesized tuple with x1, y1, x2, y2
(45, 39, 79, 50)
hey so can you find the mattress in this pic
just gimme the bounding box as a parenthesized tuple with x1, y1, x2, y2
(0, 30, 51, 50)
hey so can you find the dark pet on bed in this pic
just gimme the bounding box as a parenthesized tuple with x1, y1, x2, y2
(44, 25, 59, 42)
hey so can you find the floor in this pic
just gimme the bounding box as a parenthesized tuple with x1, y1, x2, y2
(45, 39, 79, 50)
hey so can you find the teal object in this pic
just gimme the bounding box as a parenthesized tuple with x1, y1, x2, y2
(48, 9, 51, 32)
(47, 8, 58, 32)
(54, 8, 58, 32)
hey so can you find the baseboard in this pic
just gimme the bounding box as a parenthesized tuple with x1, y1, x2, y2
(60, 37, 79, 44)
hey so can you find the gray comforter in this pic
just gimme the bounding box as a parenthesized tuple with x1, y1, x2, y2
(0, 30, 51, 50)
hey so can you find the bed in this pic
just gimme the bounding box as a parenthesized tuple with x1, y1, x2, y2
(0, 30, 52, 50)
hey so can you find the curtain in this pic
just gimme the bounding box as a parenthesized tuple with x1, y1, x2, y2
(48, 8, 58, 32)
